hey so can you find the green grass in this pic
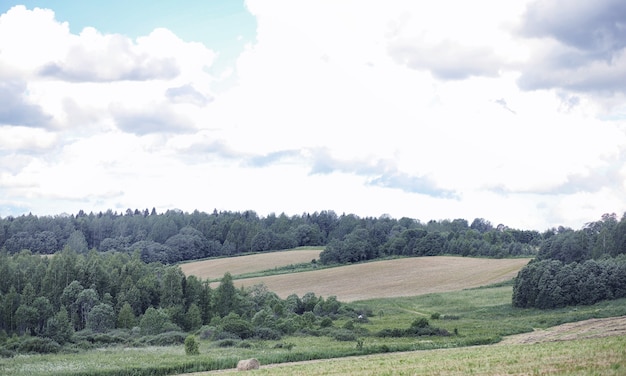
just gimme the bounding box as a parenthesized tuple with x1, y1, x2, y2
(212, 335, 626, 375)
(2, 283, 625, 375)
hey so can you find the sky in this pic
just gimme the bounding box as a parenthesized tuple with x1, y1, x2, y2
(0, 0, 625, 230)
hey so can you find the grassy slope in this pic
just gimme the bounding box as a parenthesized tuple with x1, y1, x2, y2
(207, 335, 626, 375)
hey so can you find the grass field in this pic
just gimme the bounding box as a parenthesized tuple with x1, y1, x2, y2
(179, 247, 323, 280)
(203, 335, 626, 375)
(203, 256, 532, 301)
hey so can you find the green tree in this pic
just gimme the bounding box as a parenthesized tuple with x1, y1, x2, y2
(66, 230, 88, 253)
(214, 272, 238, 317)
(44, 307, 73, 344)
(160, 267, 184, 308)
(140, 307, 174, 335)
(186, 303, 202, 331)
(86, 303, 115, 333)
(32, 297, 54, 335)
(15, 304, 39, 335)
(117, 302, 136, 329)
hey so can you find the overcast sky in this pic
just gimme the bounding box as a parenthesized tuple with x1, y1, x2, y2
(1, 0, 625, 230)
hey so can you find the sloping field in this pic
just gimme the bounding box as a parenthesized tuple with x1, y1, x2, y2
(179, 248, 323, 279)
(204, 256, 531, 302)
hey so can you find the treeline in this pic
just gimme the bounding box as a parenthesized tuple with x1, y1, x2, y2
(0, 209, 542, 264)
(0, 248, 358, 355)
(512, 213, 626, 309)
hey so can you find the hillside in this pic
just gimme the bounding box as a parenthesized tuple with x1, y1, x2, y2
(184, 255, 531, 302)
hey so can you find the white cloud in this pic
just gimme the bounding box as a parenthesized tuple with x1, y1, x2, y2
(1, 2, 626, 230)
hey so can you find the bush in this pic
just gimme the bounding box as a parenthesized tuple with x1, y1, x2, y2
(0, 347, 16, 358)
(197, 325, 216, 340)
(143, 331, 186, 346)
(184, 335, 200, 355)
(17, 337, 60, 354)
(254, 327, 282, 340)
(331, 329, 357, 341)
(431, 312, 441, 320)
(320, 317, 333, 328)
(411, 317, 430, 328)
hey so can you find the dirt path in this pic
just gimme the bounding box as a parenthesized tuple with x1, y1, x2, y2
(498, 315, 626, 345)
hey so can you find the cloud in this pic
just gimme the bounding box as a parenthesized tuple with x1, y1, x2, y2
(518, 0, 626, 93)
(0, 126, 58, 152)
(308, 148, 455, 198)
(39, 27, 180, 82)
(246, 150, 302, 167)
(0, 80, 54, 127)
(388, 39, 503, 80)
(520, 0, 626, 53)
(111, 104, 195, 135)
(166, 84, 213, 106)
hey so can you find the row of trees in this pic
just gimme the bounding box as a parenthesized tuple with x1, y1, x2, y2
(0, 247, 352, 353)
(512, 213, 626, 309)
(0, 209, 543, 264)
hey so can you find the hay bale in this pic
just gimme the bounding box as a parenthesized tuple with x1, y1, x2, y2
(237, 358, 260, 371)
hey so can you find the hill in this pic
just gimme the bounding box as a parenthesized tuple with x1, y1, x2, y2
(182, 255, 531, 302)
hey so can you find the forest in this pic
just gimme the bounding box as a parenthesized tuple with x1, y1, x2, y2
(0, 208, 542, 262)
(512, 213, 626, 309)
(0, 247, 367, 356)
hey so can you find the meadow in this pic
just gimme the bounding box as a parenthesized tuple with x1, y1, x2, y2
(2, 279, 625, 375)
(2, 250, 625, 375)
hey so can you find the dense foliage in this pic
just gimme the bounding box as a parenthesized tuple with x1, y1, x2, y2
(0, 209, 540, 263)
(0, 248, 362, 356)
(512, 213, 626, 308)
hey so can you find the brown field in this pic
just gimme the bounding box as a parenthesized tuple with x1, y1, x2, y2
(179, 248, 323, 280)
(198, 256, 531, 302)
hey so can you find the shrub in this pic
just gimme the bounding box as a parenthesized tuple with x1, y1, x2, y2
(184, 335, 200, 355)
(220, 313, 254, 339)
(331, 329, 357, 341)
(411, 317, 430, 328)
(254, 327, 282, 340)
(198, 325, 216, 340)
(0, 347, 15, 358)
(17, 337, 60, 354)
(144, 331, 186, 346)
(431, 312, 441, 320)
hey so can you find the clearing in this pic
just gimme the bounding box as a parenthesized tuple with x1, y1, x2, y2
(202, 256, 531, 302)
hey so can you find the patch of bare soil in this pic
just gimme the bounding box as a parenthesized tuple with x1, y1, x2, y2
(498, 315, 626, 345)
